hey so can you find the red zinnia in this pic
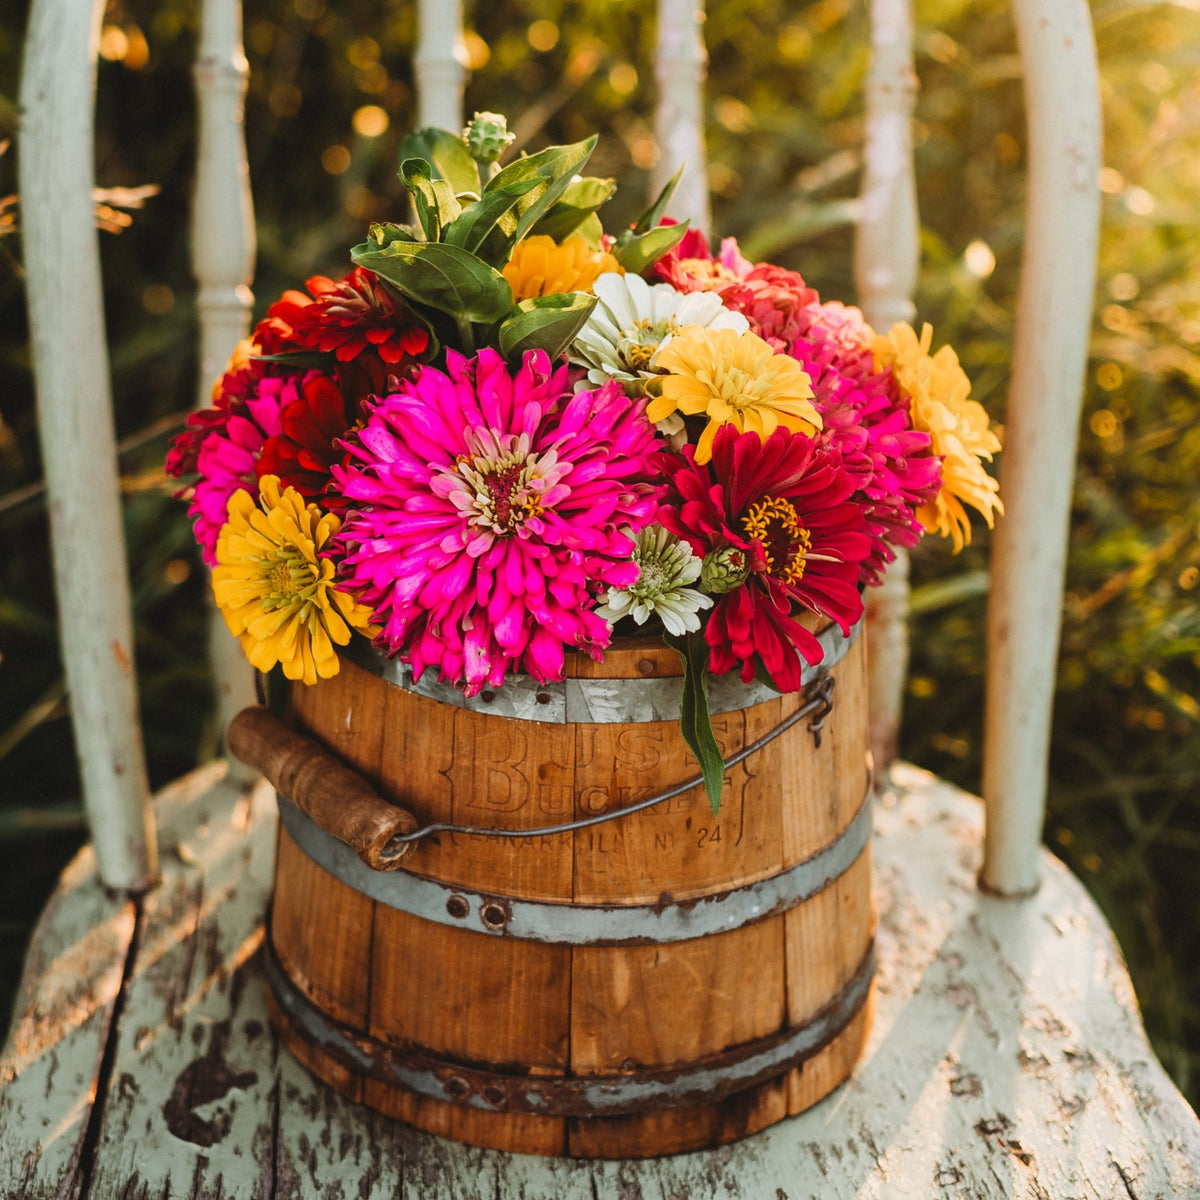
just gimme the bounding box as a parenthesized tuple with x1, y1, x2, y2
(256, 370, 359, 501)
(283, 268, 430, 366)
(657, 425, 872, 692)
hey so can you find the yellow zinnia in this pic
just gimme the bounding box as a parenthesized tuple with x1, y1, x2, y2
(649, 326, 822, 464)
(873, 322, 1003, 552)
(502, 234, 623, 302)
(212, 476, 377, 685)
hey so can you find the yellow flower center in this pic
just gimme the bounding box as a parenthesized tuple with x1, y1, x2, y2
(262, 547, 323, 613)
(742, 496, 812, 585)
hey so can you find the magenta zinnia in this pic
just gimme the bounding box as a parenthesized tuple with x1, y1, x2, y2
(332, 348, 662, 694)
(657, 425, 872, 692)
(789, 327, 942, 585)
(177, 374, 287, 565)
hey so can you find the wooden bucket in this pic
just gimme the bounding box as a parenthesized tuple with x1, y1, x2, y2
(238, 614, 874, 1158)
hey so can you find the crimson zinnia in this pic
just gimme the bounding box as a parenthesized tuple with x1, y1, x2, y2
(657, 425, 872, 692)
(332, 348, 662, 694)
(256, 370, 359, 502)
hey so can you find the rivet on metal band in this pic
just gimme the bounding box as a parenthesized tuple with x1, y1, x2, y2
(262, 929, 875, 1117)
(277, 777, 872, 946)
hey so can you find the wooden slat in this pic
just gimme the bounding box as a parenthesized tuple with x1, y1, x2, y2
(416, 0, 465, 131)
(566, 1076, 788, 1160)
(0, 850, 135, 1199)
(570, 708, 759, 905)
(855, 0, 919, 773)
(982, 0, 1102, 895)
(437, 704, 576, 898)
(18, 0, 155, 892)
(653, 0, 710, 230)
(569, 918, 786, 1069)
(275, 659, 383, 1102)
(85, 774, 277, 1197)
(779, 633, 869, 864)
(194, 0, 260, 746)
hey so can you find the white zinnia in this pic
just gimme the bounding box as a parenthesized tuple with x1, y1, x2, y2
(569, 273, 749, 400)
(596, 524, 714, 637)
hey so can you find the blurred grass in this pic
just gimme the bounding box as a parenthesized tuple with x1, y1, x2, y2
(3, 0, 1199, 1105)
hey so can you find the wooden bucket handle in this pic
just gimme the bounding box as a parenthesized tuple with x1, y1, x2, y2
(227, 705, 417, 871)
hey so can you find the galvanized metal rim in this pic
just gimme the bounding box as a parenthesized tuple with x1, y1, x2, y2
(262, 930, 874, 1117)
(277, 781, 872, 945)
(343, 617, 862, 724)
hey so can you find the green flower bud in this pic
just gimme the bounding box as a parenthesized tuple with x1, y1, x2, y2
(700, 545, 751, 595)
(463, 112, 515, 165)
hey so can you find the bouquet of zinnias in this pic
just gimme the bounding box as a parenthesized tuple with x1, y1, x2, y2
(167, 113, 1002, 806)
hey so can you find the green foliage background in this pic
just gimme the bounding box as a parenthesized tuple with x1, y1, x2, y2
(2, 0, 1199, 1104)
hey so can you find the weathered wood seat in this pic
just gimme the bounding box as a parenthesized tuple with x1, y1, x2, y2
(7, 0, 1200, 1191)
(5, 763, 1199, 1197)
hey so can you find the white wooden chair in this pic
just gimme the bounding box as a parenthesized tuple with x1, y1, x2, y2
(5, 0, 1200, 1193)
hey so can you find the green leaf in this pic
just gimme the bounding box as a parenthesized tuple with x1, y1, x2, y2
(529, 176, 617, 241)
(666, 631, 726, 815)
(400, 158, 463, 242)
(482, 135, 598, 255)
(572, 213, 605, 247)
(497, 292, 598, 362)
(351, 240, 513, 326)
(365, 222, 420, 248)
(631, 164, 684, 234)
(396, 127, 479, 196)
(441, 177, 541, 255)
(613, 221, 690, 275)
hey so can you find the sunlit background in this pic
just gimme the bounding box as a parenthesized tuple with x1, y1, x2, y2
(2, 0, 1199, 1103)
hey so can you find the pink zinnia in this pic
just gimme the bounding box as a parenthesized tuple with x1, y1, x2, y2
(724, 263, 819, 350)
(657, 425, 873, 693)
(788, 328, 942, 585)
(179, 368, 347, 564)
(794, 300, 879, 381)
(332, 348, 662, 694)
(185, 379, 288, 564)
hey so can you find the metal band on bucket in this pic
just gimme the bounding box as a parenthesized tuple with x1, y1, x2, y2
(277, 780, 872, 945)
(262, 929, 874, 1117)
(343, 618, 862, 724)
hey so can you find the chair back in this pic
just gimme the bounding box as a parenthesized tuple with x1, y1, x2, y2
(17, 0, 1101, 897)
